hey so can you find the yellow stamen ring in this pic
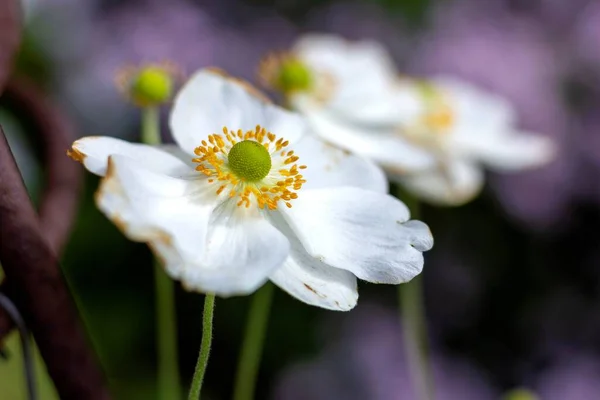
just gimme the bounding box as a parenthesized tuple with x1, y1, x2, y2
(192, 125, 307, 210)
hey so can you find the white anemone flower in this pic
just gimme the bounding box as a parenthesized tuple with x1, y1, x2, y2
(68, 68, 433, 311)
(263, 33, 556, 206)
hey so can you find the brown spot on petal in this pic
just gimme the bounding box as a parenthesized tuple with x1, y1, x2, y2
(110, 214, 129, 234)
(153, 230, 173, 246)
(66, 148, 86, 163)
(303, 283, 316, 293)
(304, 283, 326, 298)
(147, 232, 173, 269)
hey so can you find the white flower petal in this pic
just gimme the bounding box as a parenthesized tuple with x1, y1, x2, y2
(181, 206, 291, 296)
(97, 155, 291, 296)
(394, 160, 484, 206)
(434, 77, 518, 133)
(451, 131, 556, 171)
(156, 144, 198, 169)
(280, 188, 433, 284)
(268, 213, 358, 311)
(294, 33, 397, 89)
(293, 34, 406, 125)
(294, 99, 437, 173)
(70, 136, 193, 177)
(324, 87, 417, 127)
(293, 134, 387, 193)
(95, 155, 216, 279)
(170, 69, 306, 155)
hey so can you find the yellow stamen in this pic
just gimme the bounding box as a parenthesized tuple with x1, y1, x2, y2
(422, 104, 454, 133)
(192, 125, 307, 210)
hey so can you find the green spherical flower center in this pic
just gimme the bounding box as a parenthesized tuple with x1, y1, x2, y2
(227, 140, 272, 182)
(276, 59, 313, 93)
(130, 66, 173, 106)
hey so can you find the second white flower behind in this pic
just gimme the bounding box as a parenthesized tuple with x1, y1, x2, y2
(264, 33, 556, 206)
(69, 68, 433, 311)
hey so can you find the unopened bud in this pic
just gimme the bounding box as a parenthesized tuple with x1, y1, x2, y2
(129, 66, 173, 107)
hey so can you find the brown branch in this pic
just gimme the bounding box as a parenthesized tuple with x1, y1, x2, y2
(0, 0, 24, 344)
(0, 78, 83, 341)
(0, 127, 111, 400)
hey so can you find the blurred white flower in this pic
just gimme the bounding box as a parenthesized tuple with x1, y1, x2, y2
(388, 78, 556, 205)
(68, 69, 433, 310)
(265, 34, 555, 206)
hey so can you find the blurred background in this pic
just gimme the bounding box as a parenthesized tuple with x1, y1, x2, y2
(2, 0, 600, 398)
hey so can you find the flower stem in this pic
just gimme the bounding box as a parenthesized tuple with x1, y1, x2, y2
(155, 259, 181, 400)
(232, 283, 274, 400)
(188, 294, 216, 400)
(141, 106, 161, 145)
(141, 106, 180, 399)
(397, 194, 435, 400)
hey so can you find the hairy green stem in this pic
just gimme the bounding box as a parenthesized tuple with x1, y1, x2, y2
(232, 283, 274, 400)
(188, 294, 216, 400)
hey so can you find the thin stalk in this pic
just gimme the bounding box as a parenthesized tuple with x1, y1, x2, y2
(188, 294, 216, 400)
(154, 259, 181, 400)
(141, 107, 161, 145)
(400, 276, 435, 400)
(397, 193, 435, 400)
(141, 107, 180, 399)
(232, 283, 274, 400)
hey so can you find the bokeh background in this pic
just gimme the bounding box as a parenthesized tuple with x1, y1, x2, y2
(2, 0, 600, 398)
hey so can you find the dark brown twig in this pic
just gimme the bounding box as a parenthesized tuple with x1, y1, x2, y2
(0, 78, 83, 340)
(0, 127, 110, 400)
(0, 0, 24, 343)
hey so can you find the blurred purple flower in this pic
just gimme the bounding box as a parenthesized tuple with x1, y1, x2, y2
(93, 0, 218, 73)
(273, 304, 498, 400)
(501, 0, 593, 36)
(571, 1, 600, 82)
(409, 0, 573, 230)
(534, 355, 600, 400)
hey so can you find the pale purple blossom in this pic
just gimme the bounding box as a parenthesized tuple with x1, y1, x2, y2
(535, 355, 600, 400)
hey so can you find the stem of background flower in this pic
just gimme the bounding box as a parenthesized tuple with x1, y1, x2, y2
(232, 283, 274, 400)
(141, 107, 181, 399)
(141, 106, 161, 145)
(396, 190, 436, 400)
(188, 294, 216, 400)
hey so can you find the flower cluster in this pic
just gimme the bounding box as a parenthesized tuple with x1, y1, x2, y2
(69, 68, 433, 311)
(262, 34, 555, 206)
(68, 33, 555, 310)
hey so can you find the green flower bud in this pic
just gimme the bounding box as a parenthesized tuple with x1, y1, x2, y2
(129, 66, 173, 107)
